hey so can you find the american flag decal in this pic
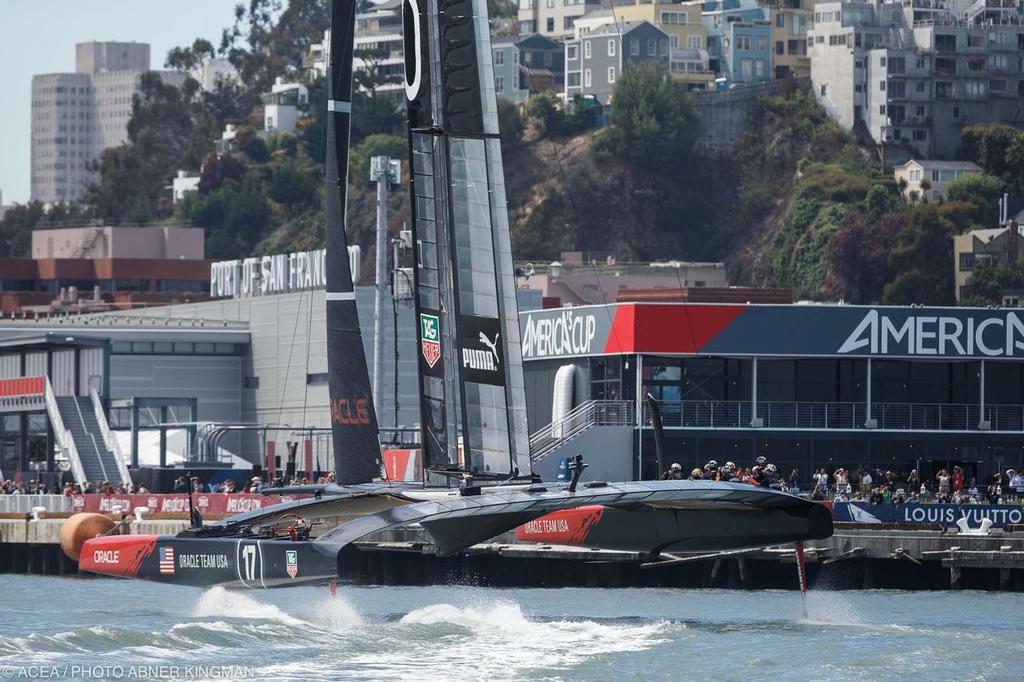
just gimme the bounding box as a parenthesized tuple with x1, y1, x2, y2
(159, 546, 175, 574)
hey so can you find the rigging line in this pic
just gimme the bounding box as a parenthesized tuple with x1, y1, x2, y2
(497, 0, 627, 357)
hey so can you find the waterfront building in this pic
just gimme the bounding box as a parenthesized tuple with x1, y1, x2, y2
(808, 0, 1024, 162)
(1, 224, 209, 314)
(522, 301, 1024, 484)
(30, 42, 185, 204)
(701, 0, 768, 81)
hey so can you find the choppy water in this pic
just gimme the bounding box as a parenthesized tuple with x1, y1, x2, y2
(1, 575, 1022, 681)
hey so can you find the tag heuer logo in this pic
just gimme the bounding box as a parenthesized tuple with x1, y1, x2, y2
(420, 313, 441, 368)
(286, 550, 298, 579)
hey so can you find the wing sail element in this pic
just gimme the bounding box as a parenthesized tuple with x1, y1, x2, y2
(403, 0, 530, 479)
(325, 0, 384, 484)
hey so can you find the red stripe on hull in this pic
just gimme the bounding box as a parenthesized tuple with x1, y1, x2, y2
(515, 505, 605, 545)
(80, 535, 158, 578)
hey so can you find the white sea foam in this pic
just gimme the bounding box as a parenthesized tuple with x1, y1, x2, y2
(193, 586, 307, 626)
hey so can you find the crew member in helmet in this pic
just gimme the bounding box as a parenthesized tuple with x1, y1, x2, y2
(662, 462, 684, 480)
(690, 467, 704, 480)
(755, 456, 768, 468)
(763, 463, 782, 489)
(720, 463, 741, 483)
(703, 460, 720, 481)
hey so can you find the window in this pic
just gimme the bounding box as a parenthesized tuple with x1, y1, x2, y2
(306, 373, 329, 385)
(546, 17, 554, 32)
(660, 11, 687, 25)
(567, 44, 577, 59)
(568, 72, 581, 86)
(544, 52, 552, 66)
(495, 50, 505, 65)
(909, 169, 922, 182)
(854, 83, 863, 92)
(879, 80, 885, 91)
(991, 79, 1007, 92)
(757, 36, 766, 52)
(244, 377, 260, 389)
(912, 129, 927, 141)
(608, 66, 616, 83)
(776, 40, 784, 55)
(915, 105, 925, 116)
(660, 39, 668, 56)
(648, 38, 656, 55)
(496, 75, 504, 93)
(630, 38, 639, 55)
(564, 16, 574, 30)
(965, 80, 985, 96)
(953, 106, 960, 119)
(931, 170, 940, 182)
(916, 81, 926, 93)
(959, 253, 975, 272)
(737, 36, 751, 50)
(755, 60, 764, 77)
(688, 35, 701, 49)
(608, 39, 616, 56)
(584, 68, 591, 87)
(776, 13, 784, 27)
(585, 40, 592, 58)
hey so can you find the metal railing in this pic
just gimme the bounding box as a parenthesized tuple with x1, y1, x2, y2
(0, 495, 73, 514)
(43, 378, 86, 488)
(90, 387, 132, 487)
(529, 400, 635, 462)
(646, 400, 1024, 432)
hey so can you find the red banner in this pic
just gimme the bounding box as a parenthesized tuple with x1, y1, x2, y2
(70, 493, 307, 516)
(0, 376, 45, 397)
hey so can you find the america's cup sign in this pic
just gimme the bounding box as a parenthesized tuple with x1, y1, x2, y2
(838, 309, 1024, 358)
(522, 309, 600, 359)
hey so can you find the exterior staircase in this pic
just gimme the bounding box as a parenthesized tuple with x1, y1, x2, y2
(529, 400, 637, 482)
(54, 396, 123, 486)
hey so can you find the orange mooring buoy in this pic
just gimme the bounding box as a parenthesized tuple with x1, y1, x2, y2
(59, 513, 116, 562)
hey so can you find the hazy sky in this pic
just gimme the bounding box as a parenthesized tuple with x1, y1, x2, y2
(0, 0, 246, 205)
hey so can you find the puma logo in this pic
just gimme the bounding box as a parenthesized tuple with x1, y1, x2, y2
(478, 331, 500, 365)
(463, 331, 501, 372)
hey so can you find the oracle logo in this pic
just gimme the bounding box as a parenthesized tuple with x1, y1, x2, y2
(331, 397, 371, 425)
(93, 550, 120, 564)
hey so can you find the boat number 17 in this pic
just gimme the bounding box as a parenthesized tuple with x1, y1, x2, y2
(241, 545, 258, 582)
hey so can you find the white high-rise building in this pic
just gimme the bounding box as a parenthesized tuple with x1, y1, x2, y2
(30, 42, 185, 205)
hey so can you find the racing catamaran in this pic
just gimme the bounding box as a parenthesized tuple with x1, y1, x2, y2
(70, 0, 831, 588)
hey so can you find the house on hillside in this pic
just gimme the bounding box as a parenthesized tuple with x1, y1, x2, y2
(893, 159, 982, 202)
(564, 21, 671, 105)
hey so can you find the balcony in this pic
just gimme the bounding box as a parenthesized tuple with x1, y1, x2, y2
(645, 400, 1024, 432)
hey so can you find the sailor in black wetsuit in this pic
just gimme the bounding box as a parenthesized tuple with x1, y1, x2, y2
(720, 463, 741, 483)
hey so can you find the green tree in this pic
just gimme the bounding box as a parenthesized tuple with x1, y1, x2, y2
(180, 178, 272, 258)
(881, 205, 954, 305)
(348, 132, 407, 188)
(497, 98, 524, 151)
(961, 262, 1024, 306)
(944, 173, 1006, 229)
(524, 92, 563, 137)
(593, 62, 699, 171)
(959, 124, 1024, 188)
(0, 202, 46, 257)
(825, 210, 902, 303)
(219, 0, 330, 96)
